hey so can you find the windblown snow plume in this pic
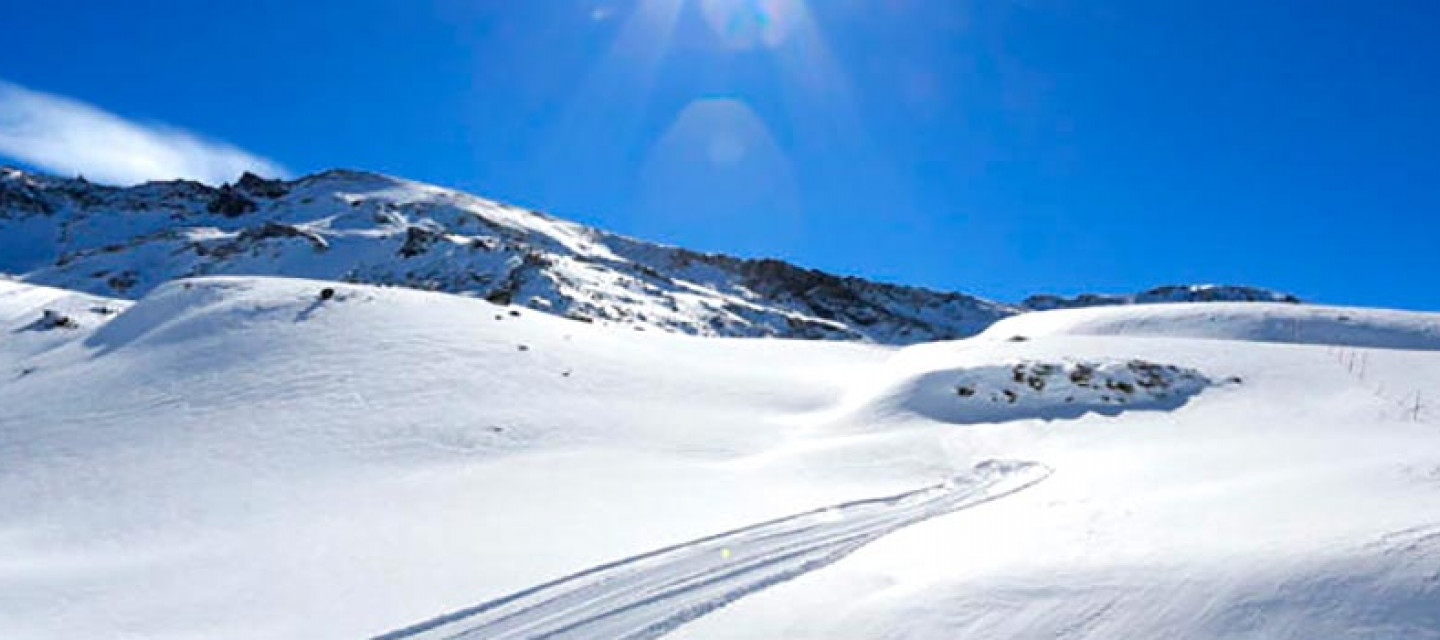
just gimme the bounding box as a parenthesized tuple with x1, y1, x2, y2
(0, 81, 286, 185)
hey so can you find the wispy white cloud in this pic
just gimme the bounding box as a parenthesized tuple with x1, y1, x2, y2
(0, 80, 287, 186)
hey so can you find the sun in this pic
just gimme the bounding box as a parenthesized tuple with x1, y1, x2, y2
(697, 0, 799, 49)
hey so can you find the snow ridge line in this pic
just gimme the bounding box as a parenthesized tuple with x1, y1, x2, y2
(373, 460, 1051, 640)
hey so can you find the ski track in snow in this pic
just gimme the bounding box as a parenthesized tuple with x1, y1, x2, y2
(374, 460, 1051, 640)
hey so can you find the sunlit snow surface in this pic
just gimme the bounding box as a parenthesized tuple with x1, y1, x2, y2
(2, 276, 1440, 639)
(380, 461, 1050, 640)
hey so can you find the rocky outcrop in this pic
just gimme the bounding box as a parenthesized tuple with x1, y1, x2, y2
(1022, 285, 1300, 311)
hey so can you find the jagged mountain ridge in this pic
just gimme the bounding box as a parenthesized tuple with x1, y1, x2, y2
(0, 166, 1294, 344)
(1020, 285, 1300, 312)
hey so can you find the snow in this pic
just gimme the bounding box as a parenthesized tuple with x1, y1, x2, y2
(4, 166, 1302, 346)
(981, 300, 1440, 351)
(2, 276, 1439, 639)
(852, 358, 1219, 427)
(1, 168, 1015, 343)
(383, 461, 1050, 640)
(0, 277, 129, 363)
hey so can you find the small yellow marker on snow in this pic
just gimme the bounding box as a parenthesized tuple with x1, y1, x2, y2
(721, 547, 732, 560)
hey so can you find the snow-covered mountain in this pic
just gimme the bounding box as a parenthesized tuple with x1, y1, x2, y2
(0, 167, 1297, 344)
(1020, 284, 1301, 311)
(3, 275, 1438, 639)
(0, 167, 1013, 343)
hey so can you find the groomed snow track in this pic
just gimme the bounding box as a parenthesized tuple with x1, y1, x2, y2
(375, 460, 1051, 640)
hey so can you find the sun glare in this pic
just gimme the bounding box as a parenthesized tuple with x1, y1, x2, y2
(698, 0, 799, 49)
(555, 0, 864, 227)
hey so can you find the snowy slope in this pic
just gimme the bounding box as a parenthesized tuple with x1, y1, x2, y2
(981, 300, 1440, 350)
(2, 276, 1438, 639)
(1, 166, 1299, 344)
(0, 276, 130, 364)
(0, 167, 1013, 343)
(675, 313, 1440, 639)
(383, 462, 1050, 640)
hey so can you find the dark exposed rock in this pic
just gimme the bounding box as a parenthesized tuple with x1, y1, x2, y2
(207, 186, 257, 217)
(236, 172, 289, 198)
(1023, 285, 1300, 311)
(237, 222, 329, 253)
(106, 271, 139, 293)
(0, 179, 55, 217)
(32, 309, 77, 330)
(399, 226, 441, 258)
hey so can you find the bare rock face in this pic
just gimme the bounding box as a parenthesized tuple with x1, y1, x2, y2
(398, 226, 442, 258)
(236, 172, 290, 199)
(0, 173, 55, 217)
(207, 185, 258, 217)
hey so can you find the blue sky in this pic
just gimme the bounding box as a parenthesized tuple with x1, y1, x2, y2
(2, 1, 1437, 309)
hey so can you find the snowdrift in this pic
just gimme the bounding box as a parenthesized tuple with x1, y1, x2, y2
(980, 301, 1440, 350)
(1, 277, 129, 362)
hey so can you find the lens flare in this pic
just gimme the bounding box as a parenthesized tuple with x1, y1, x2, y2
(700, 0, 798, 49)
(636, 97, 803, 245)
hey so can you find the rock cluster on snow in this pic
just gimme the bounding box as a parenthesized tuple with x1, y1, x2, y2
(954, 359, 1215, 408)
